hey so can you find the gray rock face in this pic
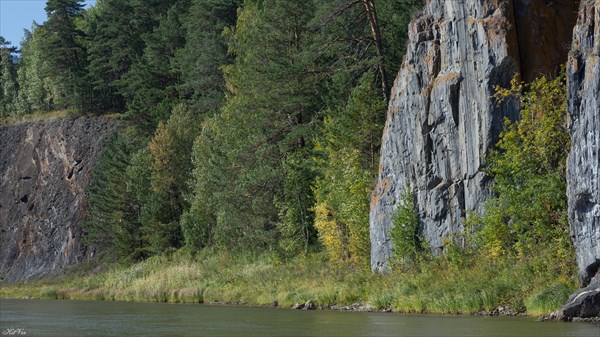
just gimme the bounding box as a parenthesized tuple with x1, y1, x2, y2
(567, 0, 600, 286)
(0, 117, 116, 282)
(370, 0, 578, 271)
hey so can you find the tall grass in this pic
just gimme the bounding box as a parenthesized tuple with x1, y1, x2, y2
(0, 109, 82, 126)
(0, 246, 576, 316)
(0, 110, 123, 126)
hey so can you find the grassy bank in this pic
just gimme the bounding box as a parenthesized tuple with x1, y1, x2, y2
(0, 110, 124, 126)
(0, 248, 577, 317)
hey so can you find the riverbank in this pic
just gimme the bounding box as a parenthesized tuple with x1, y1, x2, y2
(0, 247, 578, 317)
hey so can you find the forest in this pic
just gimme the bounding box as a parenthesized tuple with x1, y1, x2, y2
(1, 0, 423, 264)
(0, 0, 579, 315)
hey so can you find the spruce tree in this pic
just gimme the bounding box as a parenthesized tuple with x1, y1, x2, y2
(83, 129, 148, 261)
(42, 0, 88, 110)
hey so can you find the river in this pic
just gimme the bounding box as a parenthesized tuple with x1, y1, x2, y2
(1, 299, 598, 336)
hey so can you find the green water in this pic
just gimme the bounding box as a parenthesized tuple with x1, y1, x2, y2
(0, 299, 598, 336)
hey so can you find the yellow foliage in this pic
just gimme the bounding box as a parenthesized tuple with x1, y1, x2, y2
(314, 202, 347, 263)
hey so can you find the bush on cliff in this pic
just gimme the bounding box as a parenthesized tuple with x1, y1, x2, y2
(390, 186, 428, 269)
(470, 71, 574, 274)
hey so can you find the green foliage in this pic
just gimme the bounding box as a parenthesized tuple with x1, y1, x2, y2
(390, 186, 426, 267)
(83, 128, 148, 261)
(313, 73, 386, 265)
(185, 0, 322, 252)
(174, 0, 240, 112)
(141, 104, 201, 254)
(177, 0, 243, 250)
(15, 25, 51, 115)
(472, 72, 573, 271)
(86, 0, 139, 112)
(277, 150, 318, 254)
(41, 0, 89, 111)
(10, 0, 423, 264)
(0, 36, 18, 118)
(120, 0, 190, 128)
(526, 283, 574, 316)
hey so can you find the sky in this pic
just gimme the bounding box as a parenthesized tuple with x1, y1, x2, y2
(0, 0, 96, 48)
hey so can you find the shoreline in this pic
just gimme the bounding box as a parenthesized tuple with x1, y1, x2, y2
(3, 292, 599, 323)
(0, 295, 528, 317)
(0, 249, 584, 320)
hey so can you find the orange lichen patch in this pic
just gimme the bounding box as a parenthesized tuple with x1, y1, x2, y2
(434, 71, 461, 85)
(481, 5, 511, 44)
(371, 177, 396, 206)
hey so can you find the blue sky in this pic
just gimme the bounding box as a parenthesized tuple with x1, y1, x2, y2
(1, 0, 96, 48)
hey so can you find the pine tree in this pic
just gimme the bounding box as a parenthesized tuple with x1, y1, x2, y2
(177, 0, 244, 250)
(42, 0, 88, 110)
(15, 25, 51, 114)
(86, 0, 172, 113)
(86, 0, 138, 112)
(0, 37, 18, 118)
(174, 0, 241, 113)
(120, 0, 190, 128)
(185, 0, 322, 252)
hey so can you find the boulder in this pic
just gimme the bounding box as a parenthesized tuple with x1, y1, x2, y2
(543, 275, 600, 321)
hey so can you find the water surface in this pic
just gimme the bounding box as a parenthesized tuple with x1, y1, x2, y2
(1, 299, 598, 336)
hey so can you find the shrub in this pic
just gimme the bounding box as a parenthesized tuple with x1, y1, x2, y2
(473, 71, 573, 268)
(390, 186, 426, 267)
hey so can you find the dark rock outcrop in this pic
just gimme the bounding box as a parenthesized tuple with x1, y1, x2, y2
(0, 117, 116, 282)
(560, 279, 600, 320)
(370, 0, 579, 271)
(567, 0, 600, 287)
(542, 274, 600, 321)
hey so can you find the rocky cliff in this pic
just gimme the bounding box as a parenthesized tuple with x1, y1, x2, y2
(0, 117, 116, 282)
(567, 0, 600, 286)
(370, 0, 579, 271)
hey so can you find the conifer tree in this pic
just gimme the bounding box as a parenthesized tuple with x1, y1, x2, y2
(120, 0, 190, 128)
(86, 0, 138, 112)
(186, 0, 322, 252)
(86, 0, 172, 113)
(174, 0, 241, 113)
(83, 129, 148, 260)
(42, 0, 88, 110)
(0, 37, 18, 117)
(15, 26, 51, 114)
